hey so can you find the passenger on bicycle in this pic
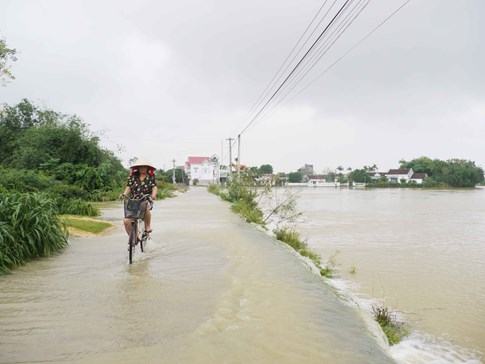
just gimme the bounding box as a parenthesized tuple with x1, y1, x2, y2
(120, 159, 158, 236)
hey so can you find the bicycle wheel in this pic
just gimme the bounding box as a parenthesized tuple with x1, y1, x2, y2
(129, 221, 137, 264)
(139, 221, 145, 253)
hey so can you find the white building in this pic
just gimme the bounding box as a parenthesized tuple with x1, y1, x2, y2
(409, 172, 428, 184)
(185, 156, 219, 185)
(385, 168, 414, 183)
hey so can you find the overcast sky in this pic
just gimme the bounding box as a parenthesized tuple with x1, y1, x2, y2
(1, 0, 484, 172)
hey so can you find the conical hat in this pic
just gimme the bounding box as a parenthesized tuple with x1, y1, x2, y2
(130, 158, 156, 169)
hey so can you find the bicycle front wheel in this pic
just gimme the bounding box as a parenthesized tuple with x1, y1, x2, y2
(128, 222, 137, 264)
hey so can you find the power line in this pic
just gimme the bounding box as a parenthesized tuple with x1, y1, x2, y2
(267, 0, 370, 113)
(238, 0, 353, 136)
(245, 0, 412, 127)
(247, 0, 336, 116)
(286, 0, 413, 105)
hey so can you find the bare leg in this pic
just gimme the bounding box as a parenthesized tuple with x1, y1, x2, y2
(124, 218, 133, 236)
(144, 209, 152, 232)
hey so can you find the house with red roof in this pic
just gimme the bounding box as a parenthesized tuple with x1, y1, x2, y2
(185, 156, 219, 185)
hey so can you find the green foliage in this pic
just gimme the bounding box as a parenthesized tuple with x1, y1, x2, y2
(320, 267, 334, 278)
(288, 172, 303, 183)
(61, 216, 112, 234)
(157, 183, 176, 200)
(349, 169, 372, 183)
(372, 305, 408, 345)
(231, 199, 264, 224)
(259, 164, 273, 175)
(400, 157, 484, 187)
(0, 193, 68, 273)
(207, 184, 221, 195)
(274, 227, 321, 267)
(0, 39, 17, 82)
(156, 169, 188, 184)
(55, 197, 99, 216)
(0, 100, 127, 213)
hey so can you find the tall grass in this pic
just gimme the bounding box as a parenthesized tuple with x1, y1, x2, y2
(273, 227, 323, 268)
(55, 197, 100, 216)
(0, 193, 68, 273)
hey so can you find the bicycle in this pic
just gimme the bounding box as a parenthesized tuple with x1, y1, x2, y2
(123, 194, 152, 264)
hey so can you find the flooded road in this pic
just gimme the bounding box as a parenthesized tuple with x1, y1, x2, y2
(293, 188, 485, 363)
(0, 188, 393, 364)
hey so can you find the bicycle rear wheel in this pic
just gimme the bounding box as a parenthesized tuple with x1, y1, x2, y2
(128, 221, 137, 264)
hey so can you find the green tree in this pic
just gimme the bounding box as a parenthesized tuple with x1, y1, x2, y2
(0, 39, 17, 82)
(259, 164, 273, 175)
(349, 169, 372, 183)
(288, 172, 303, 183)
(400, 157, 484, 187)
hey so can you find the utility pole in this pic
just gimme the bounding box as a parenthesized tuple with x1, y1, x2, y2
(226, 138, 234, 177)
(237, 134, 241, 177)
(172, 159, 176, 184)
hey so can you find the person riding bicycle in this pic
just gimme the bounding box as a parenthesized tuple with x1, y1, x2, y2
(121, 159, 158, 236)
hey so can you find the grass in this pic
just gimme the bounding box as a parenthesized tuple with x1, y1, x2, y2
(0, 193, 68, 273)
(274, 227, 323, 268)
(372, 305, 408, 345)
(320, 266, 334, 278)
(55, 197, 100, 216)
(61, 215, 112, 234)
(231, 199, 264, 225)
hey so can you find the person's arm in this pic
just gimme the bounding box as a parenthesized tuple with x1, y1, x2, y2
(151, 186, 158, 200)
(150, 176, 158, 200)
(120, 176, 132, 199)
(122, 186, 131, 198)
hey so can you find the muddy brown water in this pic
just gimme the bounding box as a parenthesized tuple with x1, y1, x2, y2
(291, 188, 485, 363)
(0, 188, 393, 364)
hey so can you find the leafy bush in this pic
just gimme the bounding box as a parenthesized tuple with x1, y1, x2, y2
(54, 197, 99, 216)
(0, 167, 53, 192)
(0, 193, 68, 273)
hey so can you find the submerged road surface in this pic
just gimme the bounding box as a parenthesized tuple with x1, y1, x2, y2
(0, 188, 394, 364)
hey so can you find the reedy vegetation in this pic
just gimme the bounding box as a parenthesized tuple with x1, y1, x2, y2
(372, 305, 408, 345)
(0, 193, 68, 273)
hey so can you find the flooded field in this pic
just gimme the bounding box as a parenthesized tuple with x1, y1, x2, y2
(0, 189, 393, 364)
(293, 188, 485, 363)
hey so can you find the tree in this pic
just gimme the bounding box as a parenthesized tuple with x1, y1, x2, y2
(349, 169, 372, 183)
(0, 39, 17, 82)
(400, 157, 484, 187)
(259, 164, 273, 175)
(288, 172, 303, 183)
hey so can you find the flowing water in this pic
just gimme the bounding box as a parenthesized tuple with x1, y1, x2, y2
(0, 189, 394, 364)
(291, 187, 485, 363)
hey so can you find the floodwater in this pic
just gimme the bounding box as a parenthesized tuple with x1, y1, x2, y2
(0, 188, 394, 364)
(292, 188, 485, 363)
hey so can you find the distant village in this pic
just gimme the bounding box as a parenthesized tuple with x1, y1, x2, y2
(175, 156, 428, 187)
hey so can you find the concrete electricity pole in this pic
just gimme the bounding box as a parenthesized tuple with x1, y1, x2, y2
(172, 159, 176, 184)
(237, 134, 241, 177)
(226, 138, 234, 177)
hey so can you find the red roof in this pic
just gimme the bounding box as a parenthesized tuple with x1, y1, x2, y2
(186, 156, 209, 165)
